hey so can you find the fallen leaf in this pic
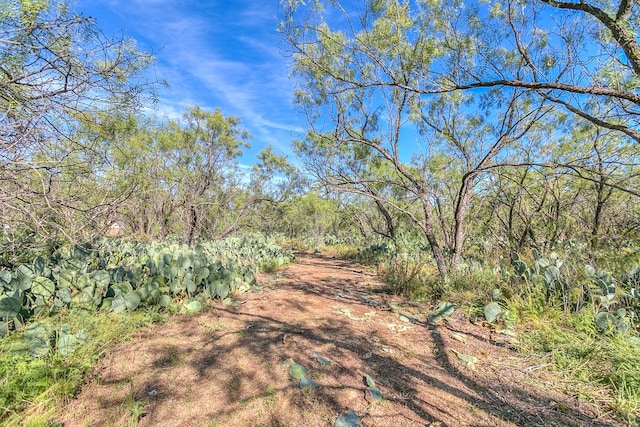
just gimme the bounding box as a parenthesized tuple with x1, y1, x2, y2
(450, 348, 477, 369)
(450, 333, 467, 343)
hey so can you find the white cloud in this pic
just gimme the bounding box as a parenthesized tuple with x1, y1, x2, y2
(79, 0, 306, 158)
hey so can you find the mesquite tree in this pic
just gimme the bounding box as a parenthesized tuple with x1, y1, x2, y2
(0, 0, 157, 258)
(281, 0, 640, 275)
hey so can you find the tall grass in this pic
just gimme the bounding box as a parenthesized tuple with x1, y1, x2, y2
(517, 307, 640, 425)
(0, 309, 166, 426)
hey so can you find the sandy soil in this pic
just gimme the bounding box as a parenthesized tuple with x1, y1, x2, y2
(56, 253, 621, 427)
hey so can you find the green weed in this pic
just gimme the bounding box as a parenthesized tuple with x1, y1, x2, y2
(516, 304, 640, 424)
(0, 310, 163, 426)
(370, 243, 640, 423)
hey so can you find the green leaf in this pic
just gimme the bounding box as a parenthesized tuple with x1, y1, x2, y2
(158, 294, 172, 308)
(450, 349, 477, 368)
(398, 314, 414, 323)
(13, 272, 32, 291)
(23, 321, 53, 358)
(595, 312, 617, 332)
(32, 277, 55, 300)
(137, 284, 150, 301)
(111, 281, 134, 295)
(112, 295, 127, 313)
(450, 333, 467, 343)
(55, 269, 75, 288)
(91, 270, 111, 288)
(222, 297, 241, 306)
(17, 264, 34, 278)
(364, 374, 376, 388)
(163, 253, 173, 266)
(196, 267, 210, 281)
(162, 265, 173, 279)
(185, 300, 202, 313)
(584, 265, 596, 276)
(544, 266, 560, 283)
(514, 260, 528, 277)
(335, 409, 360, 427)
(368, 386, 383, 402)
(33, 256, 46, 276)
(289, 363, 307, 379)
(181, 256, 192, 270)
(111, 266, 126, 283)
(299, 377, 318, 389)
(313, 352, 332, 365)
(124, 291, 141, 311)
(215, 282, 230, 299)
(0, 294, 22, 318)
(77, 273, 92, 290)
(536, 257, 550, 269)
(615, 320, 629, 333)
(184, 273, 195, 294)
(428, 301, 454, 323)
(0, 270, 12, 286)
(57, 325, 79, 357)
(484, 302, 502, 324)
(56, 287, 72, 304)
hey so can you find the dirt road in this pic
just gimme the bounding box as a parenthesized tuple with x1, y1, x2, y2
(58, 253, 618, 426)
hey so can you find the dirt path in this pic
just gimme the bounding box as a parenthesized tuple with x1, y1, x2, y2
(57, 253, 619, 426)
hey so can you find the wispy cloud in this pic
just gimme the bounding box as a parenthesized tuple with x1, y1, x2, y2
(80, 0, 303, 160)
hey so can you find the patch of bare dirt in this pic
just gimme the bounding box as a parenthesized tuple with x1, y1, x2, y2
(56, 253, 620, 426)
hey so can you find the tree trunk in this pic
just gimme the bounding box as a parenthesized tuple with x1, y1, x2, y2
(186, 204, 198, 247)
(419, 193, 448, 276)
(451, 177, 475, 270)
(374, 199, 397, 240)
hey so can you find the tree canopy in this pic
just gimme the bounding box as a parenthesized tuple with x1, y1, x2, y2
(280, 0, 640, 275)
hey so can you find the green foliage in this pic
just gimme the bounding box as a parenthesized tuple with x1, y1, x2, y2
(518, 314, 640, 425)
(484, 302, 502, 324)
(0, 310, 162, 425)
(0, 233, 293, 340)
(1, 0, 159, 259)
(353, 243, 391, 265)
(334, 409, 360, 427)
(313, 351, 332, 366)
(0, 233, 292, 423)
(501, 248, 640, 422)
(299, 377, 319, 389)
(482, 289, 517, 336)
(288, 362, 307, 380)
(428, 301, 455, 323)
(276, 193, 346, 241)
(285, 358, 320, 390)
(363, 374, 383, 402)
(511, 250, 640, 334)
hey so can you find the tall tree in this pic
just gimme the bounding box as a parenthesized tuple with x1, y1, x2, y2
(173, 106, 250, 245)
(282, 0, 640, 274)
(104, 107, 251, 245)
(282, 0, 550, 275)
(0, 0, 158, 257)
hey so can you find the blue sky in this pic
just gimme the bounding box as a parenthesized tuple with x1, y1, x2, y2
(77, 0, 304, 166)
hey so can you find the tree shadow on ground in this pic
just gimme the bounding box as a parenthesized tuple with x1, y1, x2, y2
(182, 304, 616, 427)
(64, 253, 621, 427)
